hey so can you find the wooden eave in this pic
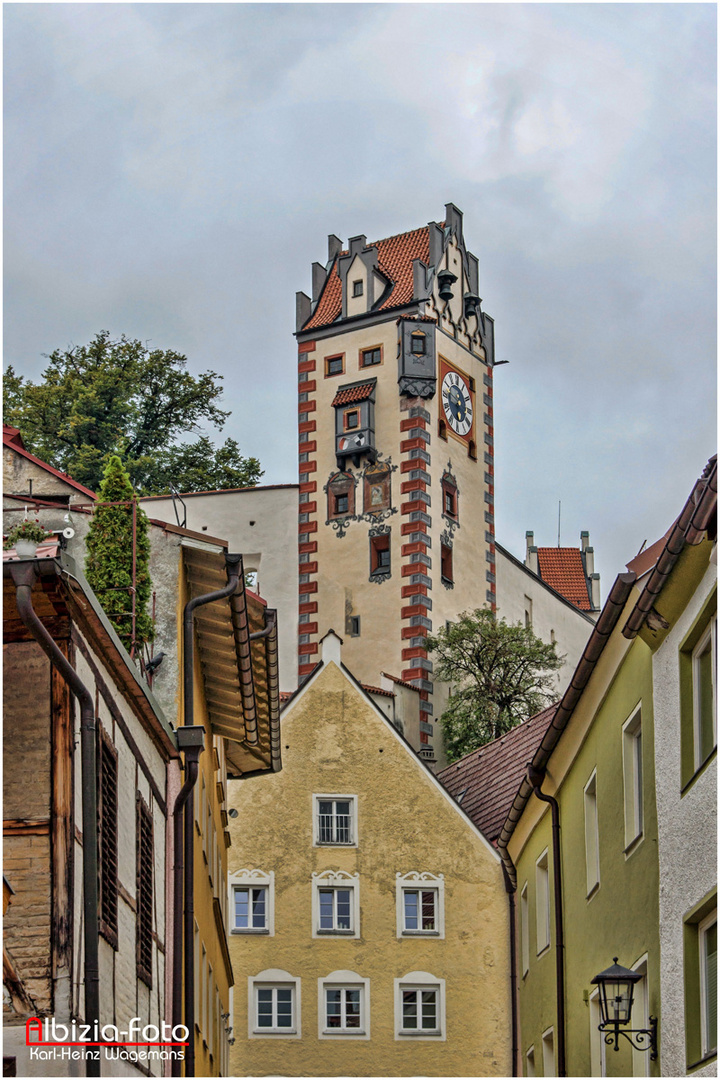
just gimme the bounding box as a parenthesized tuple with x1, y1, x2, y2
(3, 556, 179, 760)
(182, 549, 281, 779)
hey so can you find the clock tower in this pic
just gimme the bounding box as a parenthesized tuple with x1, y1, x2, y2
(294, 204, 497, 765)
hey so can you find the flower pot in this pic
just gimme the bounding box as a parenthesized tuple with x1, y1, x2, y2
(15, 539, 39, 559)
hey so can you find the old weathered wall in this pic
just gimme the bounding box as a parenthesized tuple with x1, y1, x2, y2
(227, 660, 511, 1077)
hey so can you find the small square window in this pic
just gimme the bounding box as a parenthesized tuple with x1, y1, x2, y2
(326, 355, 344, 377)
(352, 280, 363, 297)
(410, 335, 426, 355)
(361, 347, 381, 367)
(318, 888, 353, 932)
(344, 410, 359, 430)
(349, 616, 361, 636)
(315, 796, 356, 846)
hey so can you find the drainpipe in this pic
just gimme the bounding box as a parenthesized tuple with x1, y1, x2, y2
(502, 864, 519, 1077)
(528, 763, 566, 1077)
(10, 561, 101, 1079)
(170, 728, 205, 1078)
(181, 553, 242, 1077)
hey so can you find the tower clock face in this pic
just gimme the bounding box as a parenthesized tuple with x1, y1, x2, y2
(441, 370, 473, 437)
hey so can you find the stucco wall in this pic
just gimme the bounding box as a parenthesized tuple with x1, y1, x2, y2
(495, 544, 594, 698)
(140, 486, 299, 693)
(652, 559, 716, 1078)
(227, 659, 511, 1077)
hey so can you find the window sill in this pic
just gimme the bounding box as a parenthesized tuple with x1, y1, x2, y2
(401, 930, 440, 937)
(688, 1050, 717, 1072)
(322, 1029, 366, 1036)
(316, 928, 355, 936)
(586, 881, 600, 902)
(253, 1029, 297, 1036)
(398, 1029, 442, 1037)
(315, 842, 356, 848)
(623, 833, 644, 858)
(231, 928, 269, 935)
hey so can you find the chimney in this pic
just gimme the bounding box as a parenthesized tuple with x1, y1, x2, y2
(580, 530, 590, 552)
(348, 235, 367, 257)
(525, 532, 539, 575)
(590, 574, 601, 611)
(296, 292, 311, 332)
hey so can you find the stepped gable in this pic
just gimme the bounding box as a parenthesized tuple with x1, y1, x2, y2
(438, 704, 559, 845)
(304, 225, 431, 331)
(536, 547, 592, 610)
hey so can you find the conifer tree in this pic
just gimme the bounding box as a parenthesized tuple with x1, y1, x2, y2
(85, 455, 153, 653)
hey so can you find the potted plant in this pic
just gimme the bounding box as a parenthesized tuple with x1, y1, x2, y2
(3, 520, 52, 559)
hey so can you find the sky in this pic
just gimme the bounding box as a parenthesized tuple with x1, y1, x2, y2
(4, 3, 716, 596)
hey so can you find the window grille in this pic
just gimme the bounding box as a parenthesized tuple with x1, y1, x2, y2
(318, 800, 352, 844)
(99, 731, 118, 946)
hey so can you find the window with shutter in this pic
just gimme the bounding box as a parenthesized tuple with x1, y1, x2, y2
(98, 730, 118, 948)
(136, 796, 153, 987)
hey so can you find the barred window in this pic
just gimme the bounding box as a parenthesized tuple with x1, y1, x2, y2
(98, 731, 118, 947)
(136, 796, 154, 987)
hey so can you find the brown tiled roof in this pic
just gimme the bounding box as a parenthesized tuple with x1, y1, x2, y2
(381, 672, 421, 692)
(303, 226, 431, 331)
(437, 704, 558, 844)
(536, 548, 591, 610)
(331, 381, 376, 407)
(362, 683, 395, 698)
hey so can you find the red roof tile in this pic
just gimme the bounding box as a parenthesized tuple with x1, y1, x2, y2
(536, 548, 591, 610)
(304, 225, 431, 331)
(381, 672, 421, 692)
(437, 704, 558, 844)
(331, 381, 375, 407)
(362, 683, 395, 698)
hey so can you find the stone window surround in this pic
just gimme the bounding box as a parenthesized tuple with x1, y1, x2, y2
(395, 871, 445, 938)
(229, 869, 275, 936)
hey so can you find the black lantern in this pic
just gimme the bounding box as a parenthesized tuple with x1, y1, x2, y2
(591, 959, 658, 1060)
(437, 269, 457, 302)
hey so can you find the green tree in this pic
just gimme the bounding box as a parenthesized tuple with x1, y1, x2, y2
(426, 609, 564, 761)
(4, 331, 262, 494)
(85, 456, 153, 654)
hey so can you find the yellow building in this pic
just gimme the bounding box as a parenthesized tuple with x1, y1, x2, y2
(227, 630, 511, 1077)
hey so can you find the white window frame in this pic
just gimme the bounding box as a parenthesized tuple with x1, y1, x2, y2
(536, 849, 550, 955)
(317, 970, 370, 1040)
(313, 793, 358, 847)
(229, 869, 274, 935)
(589, 987, 606, 1076)
(584, 771, 600, 897)
(526, 1045, 536, 1077)
(520, 882, 530, 976)
(248, 969, 301, 1039)
(699, 911, 717, 1059)
(623, 706, 644, 853)
(395, 872, 445, 938)
(394, 970, 446, 1041)
(693, 617, 717, 770)
(312, 870, 360, 938)
(542, 1026, 556, 1077)
(631, 955, 650, 1077)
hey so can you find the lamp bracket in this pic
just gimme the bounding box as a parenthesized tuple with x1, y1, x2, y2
(599, 1016, 658, 1061)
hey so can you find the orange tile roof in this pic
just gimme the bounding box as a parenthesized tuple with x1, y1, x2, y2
(331, 381, 375, 407)
(362, 683, 395, 698)
(536, 547, 591, 610)
(303, 225, 431, 331)
(438, 704, 558, 844)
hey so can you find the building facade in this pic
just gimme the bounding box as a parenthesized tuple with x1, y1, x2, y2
(226, 631, 512, 1077)
(294, 204, 498, 763)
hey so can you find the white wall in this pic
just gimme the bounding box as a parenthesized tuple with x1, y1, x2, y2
(495, 543, 594, 697)
(140, 486, 299, 692)
(652, 559, 717, 1078)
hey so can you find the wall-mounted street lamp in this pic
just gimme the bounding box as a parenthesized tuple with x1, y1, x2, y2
(591, 959, 658, 1061)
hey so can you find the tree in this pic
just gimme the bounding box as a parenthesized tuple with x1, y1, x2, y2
(85, 456, 153, 654)
(426, 609, 564, 762)
(4, 331, 263, 494)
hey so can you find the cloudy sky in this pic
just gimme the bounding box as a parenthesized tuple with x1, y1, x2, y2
(5, 3, 716, 594)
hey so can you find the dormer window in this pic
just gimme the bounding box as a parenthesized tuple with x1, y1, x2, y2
(411, 334, 426, 355)
(353, 280, 363, 297)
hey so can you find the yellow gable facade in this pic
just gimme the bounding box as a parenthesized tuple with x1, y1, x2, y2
(227, 632, 511, 1077)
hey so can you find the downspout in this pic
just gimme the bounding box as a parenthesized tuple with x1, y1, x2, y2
(502, 864, 519, 1077)
(170, 729, 205, 1078)
(528, 763, 566, 1078)
(181, 552, 242, 1078)
(10, 561, 101, 1079)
